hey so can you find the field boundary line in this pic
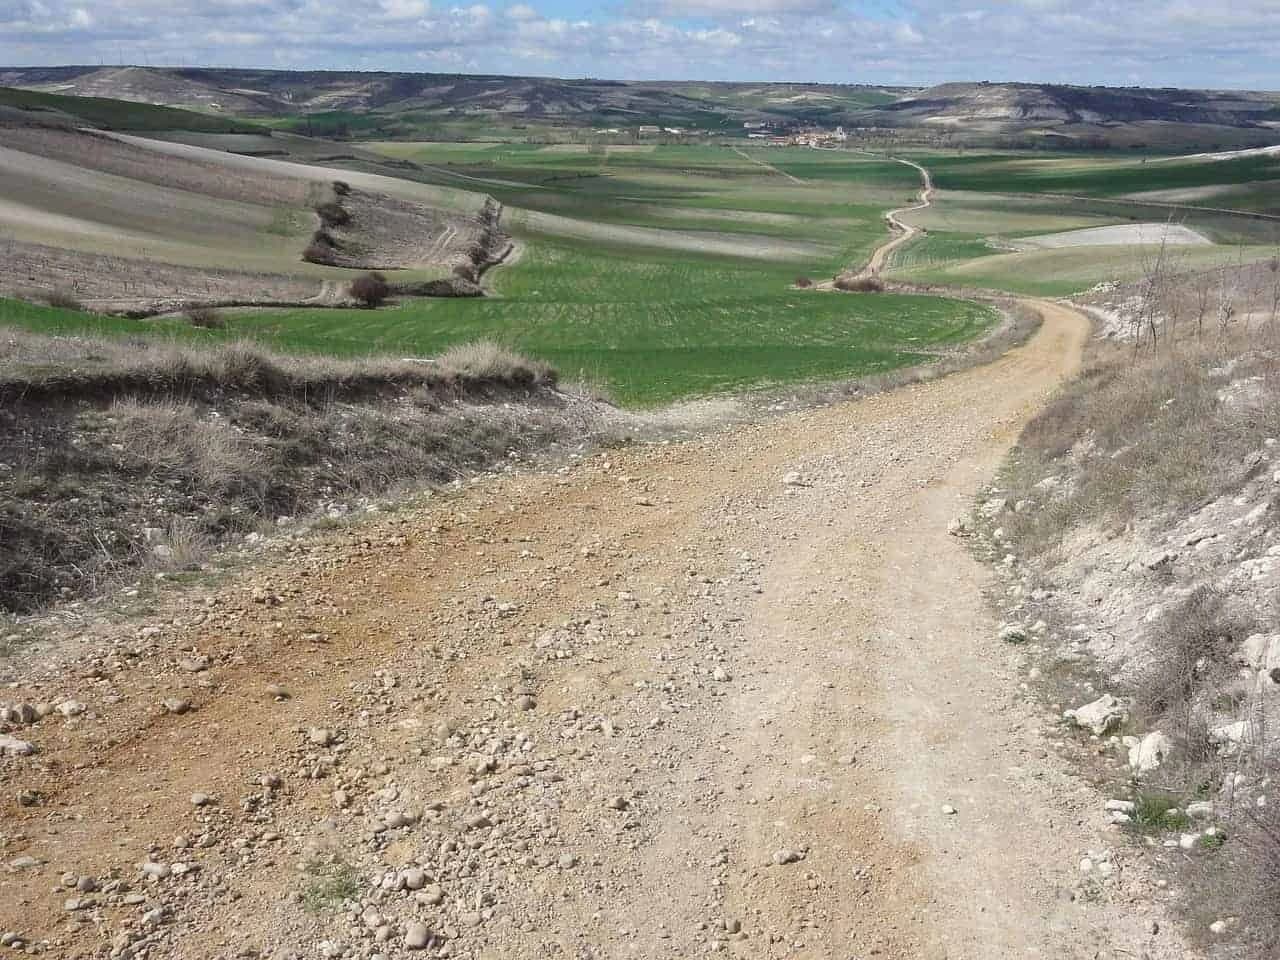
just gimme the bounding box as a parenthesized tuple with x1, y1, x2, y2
(732, 147, 805, 185)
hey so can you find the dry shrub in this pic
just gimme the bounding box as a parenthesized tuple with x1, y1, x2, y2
(331, 180, 351, 197)
(834, 275, 884, 293)
(310, 228, 340, 250)
(303, 241, 339, 266)
(28, 288, 85, 311)
(1000, 335, 1280, 559)
(350, 272, 390, 309)
(1130, 586, 1257, 742)
(391, 277, 483, 299)
(316, 201, 351, 228)
(109, 398, 267, 498)
(183, 304, 226, 329)
(1227, 803, 1280, 950)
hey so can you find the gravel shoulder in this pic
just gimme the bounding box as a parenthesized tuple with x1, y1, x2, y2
(0, 300, 1191, 958)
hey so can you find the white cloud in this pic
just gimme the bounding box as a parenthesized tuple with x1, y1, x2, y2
(893, 21, 922, 44)
(0, 0, 1277, 89)
(380, 0, 429, 19)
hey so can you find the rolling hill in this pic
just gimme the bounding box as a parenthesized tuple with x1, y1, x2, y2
(5, 67, 1280, 149)
(0, 65, 907, 136)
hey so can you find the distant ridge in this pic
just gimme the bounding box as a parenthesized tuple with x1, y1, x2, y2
(2, 67, 1278, 148)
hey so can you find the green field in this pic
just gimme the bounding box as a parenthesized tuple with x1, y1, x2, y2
(1, 143, 999, 405)
(921, 152, 1280, 208)
(0, 86, 261, 133)
(886, 149, 1280, 296)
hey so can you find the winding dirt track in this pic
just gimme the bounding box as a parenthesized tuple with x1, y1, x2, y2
(818, 155, 931, 289)
(861, 158, 933, 276)
(0, 165, 1189, 959)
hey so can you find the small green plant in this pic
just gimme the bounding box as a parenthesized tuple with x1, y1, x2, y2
(1131, 792, 1191, 834)
(1198, 830, 1227, 850)
(301, 860, 360, 913)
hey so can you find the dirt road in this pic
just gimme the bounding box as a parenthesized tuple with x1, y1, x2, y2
(862, 158, 933, 276)
(0, 300, 1185, 958)
(819, 156, 931, 288)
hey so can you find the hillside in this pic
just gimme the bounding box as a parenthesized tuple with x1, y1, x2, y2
(0, 122, 492, 314)
(4, 68, 1280, 148)
(874, 81, 1280, 149)
(0, 66, 907, 138)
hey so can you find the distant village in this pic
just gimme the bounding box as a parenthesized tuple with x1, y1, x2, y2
(593, 121, 851, 146)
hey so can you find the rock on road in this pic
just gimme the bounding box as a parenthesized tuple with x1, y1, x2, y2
(0, 302, 1187, 959)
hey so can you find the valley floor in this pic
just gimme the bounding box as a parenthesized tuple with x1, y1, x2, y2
(0, 302, 1192, 958)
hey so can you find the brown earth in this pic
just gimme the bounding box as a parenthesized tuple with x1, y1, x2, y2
(0, 301, 1195, 959)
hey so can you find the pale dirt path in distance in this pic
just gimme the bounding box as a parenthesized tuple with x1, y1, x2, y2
(0, 302, 1190, 959)
(817, 155, 931, 288)
(863, 157, 933, 276)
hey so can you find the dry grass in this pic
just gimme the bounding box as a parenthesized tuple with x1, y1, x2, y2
(0, 329, 557, 406)
(1000, 331, 1280, 558)
(435, 341, 556, 387)
(0, 328, 572, 612)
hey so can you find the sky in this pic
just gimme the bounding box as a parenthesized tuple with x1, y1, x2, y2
(2, 0, 1279, 90)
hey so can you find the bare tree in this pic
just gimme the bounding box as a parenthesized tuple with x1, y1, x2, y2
(1192, 270, 1213, 339)
(1217, 257, 1240, 338)
(1269, 251, 1280, 330)
(1133, 218, 1178, 352)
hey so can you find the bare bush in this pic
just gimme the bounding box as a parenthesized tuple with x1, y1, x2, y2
(1228, 802, 1280, 950)
(183, 304, 226, 329)
(29, 288, 85, 311)
(1131, 587, 1257, 746)
(834, 275, 885, 293)
(391, 277, 483, 299)
(350, 272, 390, 309)
(316, 201, 351, 228)
(302, 241, 339, 266)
